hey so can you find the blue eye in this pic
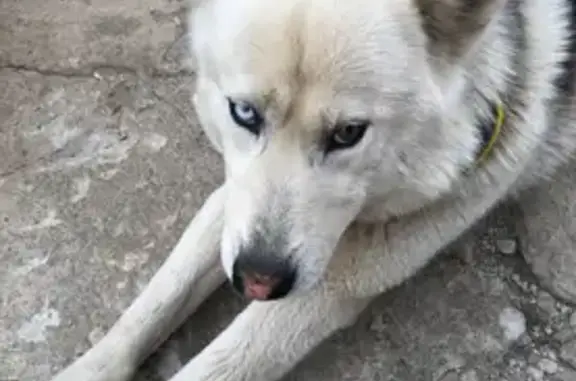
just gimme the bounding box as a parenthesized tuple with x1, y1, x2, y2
(228, 99, 264, 135)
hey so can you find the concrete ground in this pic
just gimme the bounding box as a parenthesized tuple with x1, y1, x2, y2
(1, 1, 576, 380)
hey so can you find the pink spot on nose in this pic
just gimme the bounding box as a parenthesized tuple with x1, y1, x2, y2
(243, 275, 279, 300)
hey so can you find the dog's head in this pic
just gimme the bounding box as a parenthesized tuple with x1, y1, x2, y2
(189, 0, 506, 300)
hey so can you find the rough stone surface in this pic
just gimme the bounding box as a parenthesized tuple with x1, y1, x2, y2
(1, 1, 576, 381)
(517, 160, 576, 304)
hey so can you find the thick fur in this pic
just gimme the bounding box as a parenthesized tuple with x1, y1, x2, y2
(51, 0, 576, 380)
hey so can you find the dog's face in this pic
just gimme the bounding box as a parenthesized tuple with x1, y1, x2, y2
(190, 0, 504, 300)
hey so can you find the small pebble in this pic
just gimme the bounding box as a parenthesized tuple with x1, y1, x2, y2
(527, 366, 543, 380)
(434, 355, 465, 381)
(369, 314, 386, 332)
(559, 304, 571, 314)
(88, 326, 106, 345)
(496, 238, 517, 255)
(560, 339, 576, 368)
(570, 311, 576, 327)
(438, 370, 459, 381)
(460, 369, 479, 381)
(499, 307, 527, 341)
(528, 353, 541, 365)
(536, 291, 557, 315)
(538, 358, 558, 375)
(553, 328, 576, 343)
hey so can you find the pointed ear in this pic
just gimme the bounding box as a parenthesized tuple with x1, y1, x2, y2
(414, 0, 507, 59)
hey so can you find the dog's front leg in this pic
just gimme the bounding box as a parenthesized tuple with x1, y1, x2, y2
(169, 291, 372, 381)
(167, 165, 526, 380)
(51, 185, 227, 381)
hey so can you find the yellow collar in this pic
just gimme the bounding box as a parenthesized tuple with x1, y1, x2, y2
(475, 103, 505, 166)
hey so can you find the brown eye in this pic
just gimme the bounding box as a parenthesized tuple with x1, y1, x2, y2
(326, 121, 370, 152)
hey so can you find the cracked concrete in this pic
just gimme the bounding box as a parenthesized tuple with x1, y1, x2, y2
(1, 1, 576, 381)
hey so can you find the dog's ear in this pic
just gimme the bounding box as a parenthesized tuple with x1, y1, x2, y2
(414, 0, 507, 60)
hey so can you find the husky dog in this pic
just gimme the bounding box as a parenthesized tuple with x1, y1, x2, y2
(51, 0, 576, 380)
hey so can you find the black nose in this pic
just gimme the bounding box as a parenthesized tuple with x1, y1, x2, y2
(232, 256, 296, 301)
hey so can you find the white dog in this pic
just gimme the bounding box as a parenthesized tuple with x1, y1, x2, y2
(52, 0, 576, 380)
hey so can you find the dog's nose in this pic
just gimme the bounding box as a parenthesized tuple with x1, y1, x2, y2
(232, 257, 296, 301)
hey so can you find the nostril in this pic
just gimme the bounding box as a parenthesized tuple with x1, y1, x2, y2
(231, 267, 246, 295)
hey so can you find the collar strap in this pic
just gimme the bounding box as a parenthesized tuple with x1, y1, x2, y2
(475, 102, 505, 166)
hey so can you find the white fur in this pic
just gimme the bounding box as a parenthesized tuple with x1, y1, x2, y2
(51, 0, 576, 380)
